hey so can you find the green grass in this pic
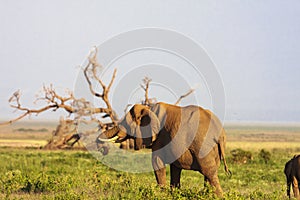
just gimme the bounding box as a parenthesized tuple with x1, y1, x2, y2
(0, 123, 299, 199)
(0, 146, 296, 200)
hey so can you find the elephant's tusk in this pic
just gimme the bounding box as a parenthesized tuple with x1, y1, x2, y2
(98, 135, 119, 142)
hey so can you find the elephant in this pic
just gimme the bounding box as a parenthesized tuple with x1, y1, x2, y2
(284, 155, 300, 199)
(97, 102, 231, 197)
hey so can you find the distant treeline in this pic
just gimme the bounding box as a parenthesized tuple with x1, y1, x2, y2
(14, 128, 48, 133)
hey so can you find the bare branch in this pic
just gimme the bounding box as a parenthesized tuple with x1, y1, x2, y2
(81, 47, 118, 124)
(83, 61, 102, 98)
(0, 112, 30, 126)
(107, 69, 117, 92)
(0, 86, 76, 126)
(141, 77, 152, 106)
(174, 88, 195, 105)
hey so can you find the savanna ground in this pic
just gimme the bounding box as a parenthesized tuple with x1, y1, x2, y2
(0, 121, 300, 199)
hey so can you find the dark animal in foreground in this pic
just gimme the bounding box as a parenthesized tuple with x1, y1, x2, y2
(285, 155, 300, 199)
(98, 102, 231, 197)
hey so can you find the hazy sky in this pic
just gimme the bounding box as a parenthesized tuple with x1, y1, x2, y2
(0, 1, 299, 122)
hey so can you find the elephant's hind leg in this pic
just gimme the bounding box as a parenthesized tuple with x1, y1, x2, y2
(205, 172, 223, 197)
(199, 154, 223, 197)
(201, 162, 223, 197)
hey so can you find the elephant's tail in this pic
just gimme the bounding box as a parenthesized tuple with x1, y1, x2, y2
(218, 131, 232, 177)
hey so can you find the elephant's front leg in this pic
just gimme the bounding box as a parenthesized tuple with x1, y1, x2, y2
(152, 154, 166, 186)
(170, 164, 182, 188)
(286, 179, 291, 198)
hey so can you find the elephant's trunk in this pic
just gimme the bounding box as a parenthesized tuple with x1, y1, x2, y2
(97, 126, 120, 142)
(134, 127, 143, 150)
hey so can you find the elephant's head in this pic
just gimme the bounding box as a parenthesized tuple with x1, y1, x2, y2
(97, 104, 161, 150)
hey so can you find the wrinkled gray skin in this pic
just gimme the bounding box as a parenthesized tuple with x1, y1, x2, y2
(284, 155, 300, 199)
(98, 102, 230, 197)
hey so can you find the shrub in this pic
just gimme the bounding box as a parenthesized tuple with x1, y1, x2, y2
(230, 148, 253, 164)
(1, 170, 26, 197)
(258, 149, 271, 164)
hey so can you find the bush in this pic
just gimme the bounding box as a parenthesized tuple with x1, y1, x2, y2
(1, 170, 26, 195)
(230, 148, 253, 164)
(33, 173, 57, 193)
(258, 149, 271, 164)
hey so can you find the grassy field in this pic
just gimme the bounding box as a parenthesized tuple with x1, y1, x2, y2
(0, 122, 299, 199)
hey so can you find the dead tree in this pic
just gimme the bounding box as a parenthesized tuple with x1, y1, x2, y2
(44, 117, 81, 149)
(1, 47, 195, 151)
(1, 48, 119, 149)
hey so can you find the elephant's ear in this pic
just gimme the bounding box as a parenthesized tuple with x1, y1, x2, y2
(123, 109, 136, 136)
(140, 108, 160, 145)
(147, 109, 160, 139)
